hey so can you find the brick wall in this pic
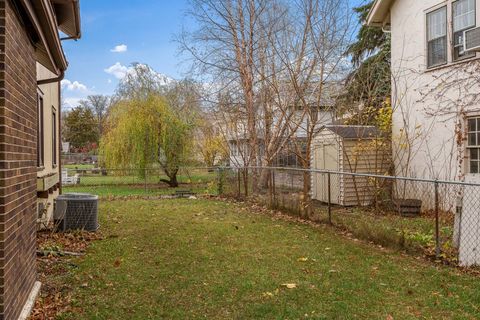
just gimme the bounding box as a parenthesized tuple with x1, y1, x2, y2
(0, 1, 39, 319)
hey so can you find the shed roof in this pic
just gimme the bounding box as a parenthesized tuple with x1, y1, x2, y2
(324, 125, 380, 139)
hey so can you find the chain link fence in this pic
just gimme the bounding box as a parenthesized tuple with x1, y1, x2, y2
(61, 167, 220, 198)
(218, 166, 480, 268)
(62, 165, 480, 267)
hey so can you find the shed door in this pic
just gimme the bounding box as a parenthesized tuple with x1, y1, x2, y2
(315, 144, 339, 203)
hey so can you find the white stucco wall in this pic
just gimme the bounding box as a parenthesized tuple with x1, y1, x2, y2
(390, 0, 480, 182)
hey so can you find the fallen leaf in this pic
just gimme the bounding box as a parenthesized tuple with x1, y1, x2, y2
(113, 258, 122, 268)
(281, 283, 297, 289)
(297, 257, 308, 262)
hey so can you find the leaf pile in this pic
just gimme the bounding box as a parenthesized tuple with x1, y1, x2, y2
(30, 230, 102, 320)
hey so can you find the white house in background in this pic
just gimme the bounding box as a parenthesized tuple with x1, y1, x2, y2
(367, 0, 480, 181)
(227, 104, 335, 168)
(367, 0, 480, 266)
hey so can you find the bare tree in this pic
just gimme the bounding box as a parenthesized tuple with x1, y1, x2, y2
(115, 63, 172, 101)
(270, 0, 353, 214)
(179, 0, 272, 175)
(80, 95, 111, 137)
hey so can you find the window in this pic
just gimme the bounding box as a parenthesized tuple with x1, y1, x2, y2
(467, 117, 480, 173)
(453, 0, 476, 61)
(37, 94, 44, 167)
(427, 7, 448, 67)
(52, 108, 57, 167)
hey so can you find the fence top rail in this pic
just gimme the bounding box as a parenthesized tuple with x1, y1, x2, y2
(233, 166, 480, 187)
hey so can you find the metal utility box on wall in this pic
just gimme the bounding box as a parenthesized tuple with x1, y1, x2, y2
(311, 125, 389, 206)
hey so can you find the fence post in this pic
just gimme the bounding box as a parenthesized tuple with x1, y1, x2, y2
(327, 172, 332, 225)
(434, 180, 441, 259)
(272, 168, 276, 207)
(237, 169, 241, 198)
(245, 167, 249, 197)
(144, 168, 147, 194)
(217, 167, 224, 196)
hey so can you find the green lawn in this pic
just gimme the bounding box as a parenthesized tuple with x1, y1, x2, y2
(63, 164, 95, 170)
(63, 183, 215, 197)
(64, 171, 217, 187)
(62, 171, 218, 197)
(52, 199, 480, 319)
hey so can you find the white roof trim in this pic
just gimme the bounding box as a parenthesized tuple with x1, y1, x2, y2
(366, 0, 394, 27)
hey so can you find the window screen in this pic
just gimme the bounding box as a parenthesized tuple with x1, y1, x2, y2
(453, 0, 476, 61)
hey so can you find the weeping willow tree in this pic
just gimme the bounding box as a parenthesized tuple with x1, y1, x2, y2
(100, 95, 192, 187)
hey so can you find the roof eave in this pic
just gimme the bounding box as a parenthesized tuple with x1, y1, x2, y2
(366, 0, 393, 27)
(53, 0, 82, 39)
(18, 0, 68, 74)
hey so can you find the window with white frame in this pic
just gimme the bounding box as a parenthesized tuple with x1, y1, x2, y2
(453, 0, 476, 61)
(427, 6, 448, 67)
(467, 117, 480, 174)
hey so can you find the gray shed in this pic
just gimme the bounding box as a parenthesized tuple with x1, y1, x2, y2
(311, 125, 389, 206)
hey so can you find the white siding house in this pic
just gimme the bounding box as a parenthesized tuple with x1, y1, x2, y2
(367, 0, 480, 182)
(367, 0, 480, 266)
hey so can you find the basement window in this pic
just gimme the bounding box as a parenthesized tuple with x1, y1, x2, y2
(467, 117, 480, 173)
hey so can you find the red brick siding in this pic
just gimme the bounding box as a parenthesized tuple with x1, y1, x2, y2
(0, 1, 38, 319)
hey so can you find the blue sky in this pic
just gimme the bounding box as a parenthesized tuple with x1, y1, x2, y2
(61, 0, 366, 109)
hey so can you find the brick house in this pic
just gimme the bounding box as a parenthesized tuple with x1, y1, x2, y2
(0, 1, 80, 319)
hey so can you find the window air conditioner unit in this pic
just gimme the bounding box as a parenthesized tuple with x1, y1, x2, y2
(464, 26, 480, 52)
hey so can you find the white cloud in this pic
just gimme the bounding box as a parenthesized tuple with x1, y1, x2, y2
(104, 62, 130, 79)
(61, 79, 88, 92)
(110, 44, 128, 53)
(62, 97, 83, 110)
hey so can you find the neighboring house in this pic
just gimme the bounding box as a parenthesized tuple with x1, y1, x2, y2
(367, 0, 480, 266)
(228, 104, 336, 168)
(367, 0, 480, 182)
(0, 1, 81, 319)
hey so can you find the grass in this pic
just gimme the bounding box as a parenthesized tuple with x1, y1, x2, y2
(53, 199, 480, 319)
(317, 206, 454, 255)
(64, 172, 217, 187)
(63, 164, 95, 170)
(251, 190, 456, 258)
(62, 171, 218, 197)
(63, 183, 215, 197)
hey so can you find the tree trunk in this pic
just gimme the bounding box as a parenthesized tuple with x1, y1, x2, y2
(161, 168, 179, 188)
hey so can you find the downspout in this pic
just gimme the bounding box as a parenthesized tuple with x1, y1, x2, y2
(58, 80, 62, 194)
(37, 69, 64, 86)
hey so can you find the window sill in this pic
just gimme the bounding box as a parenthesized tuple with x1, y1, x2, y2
(37, 166, 45, 172)
(424, 55, 480, 73)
